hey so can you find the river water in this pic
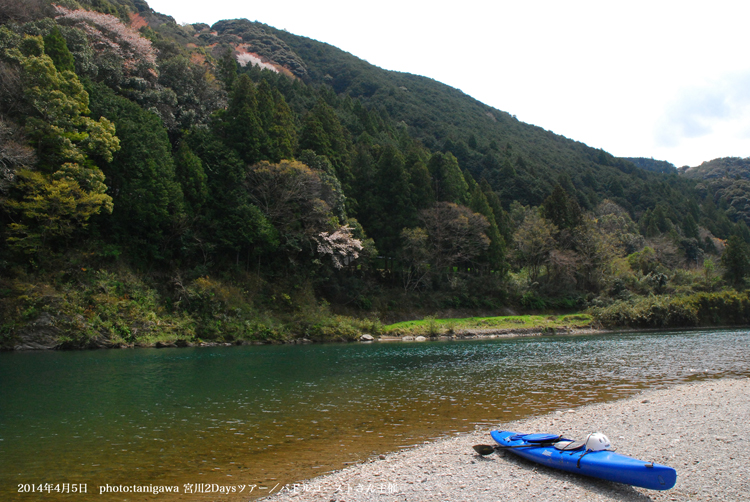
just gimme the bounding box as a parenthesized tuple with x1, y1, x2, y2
(2, 329, 749, 501)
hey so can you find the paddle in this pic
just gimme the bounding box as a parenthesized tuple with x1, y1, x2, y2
(473, 444, 496, 455)
(473, 438, 582, 456)
(472, 443, 548, 455)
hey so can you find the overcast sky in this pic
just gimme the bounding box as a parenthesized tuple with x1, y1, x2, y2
(146, 0, 749, 167)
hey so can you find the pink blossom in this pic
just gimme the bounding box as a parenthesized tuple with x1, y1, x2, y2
(315, 226, 364, 269)
(53, 5, 157, 77)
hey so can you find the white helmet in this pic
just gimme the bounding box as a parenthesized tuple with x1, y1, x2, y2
(585, 432, 611, 451)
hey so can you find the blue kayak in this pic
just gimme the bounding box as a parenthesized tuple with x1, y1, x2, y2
(491, 430, 676, 491)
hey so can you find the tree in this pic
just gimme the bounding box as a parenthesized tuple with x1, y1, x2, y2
(542, 184, 581, 230)
(268, 89, 296, 162)
(8, 35, 120, 169)
(174, 141, 208, 215)
(53, 5, 158, 83)
(419, 202, 490, 273)
(157, 55, 225, 136)
(407, 158, 434, 210)
(221, 74, 264, 164)
(184, 128, 276, 266)
(399, 226, 430, 291)
(86, 81, 183, 257)
(217, 48, 237, 90)
(4, 164, 112, 254)
(514, 210, 557, 283)
(42, 27, 74, 73)
(245, 160, 336, 260)
(371, 145, 416, 254)
(298, 150, 346, 223)
(628, 246, 659, 275)
(569, 217, 616, 292)
(722, 235, 750, 287)
(468, 183, 507, 273)
(314, 225, 363, 269)
(298, 98, 351, 186)
(0, 0, 46, 25)
(428, 151, 469, 204)
(1, 36, 118, 257)
(481, 178, 512, 243)
(0, 118, 35, 196)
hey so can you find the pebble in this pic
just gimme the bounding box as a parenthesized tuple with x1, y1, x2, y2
(263, 378, 750, 502)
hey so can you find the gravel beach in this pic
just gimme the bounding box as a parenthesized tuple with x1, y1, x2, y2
(263, 377, 749, 502)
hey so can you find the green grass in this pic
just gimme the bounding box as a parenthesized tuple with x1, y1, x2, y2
(383, 314, 593, 337)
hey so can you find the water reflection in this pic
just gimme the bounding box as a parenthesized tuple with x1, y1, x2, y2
(1, 329, 749, 500)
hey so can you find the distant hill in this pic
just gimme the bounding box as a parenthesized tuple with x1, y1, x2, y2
(676, 157, 750, 227)
(679, 157, 750, 180)
(622, 157, 678, 175)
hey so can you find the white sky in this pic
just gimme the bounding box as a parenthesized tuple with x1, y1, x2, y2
(146, 0, 750, 167)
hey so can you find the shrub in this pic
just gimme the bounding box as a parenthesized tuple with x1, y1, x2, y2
(590, 290, 750, 328)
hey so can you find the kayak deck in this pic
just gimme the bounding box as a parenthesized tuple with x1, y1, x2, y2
(491, 430, 676, 491)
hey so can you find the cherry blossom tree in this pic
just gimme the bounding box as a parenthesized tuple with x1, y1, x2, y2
(54, 5, 158, 81)
(315, 226, 363, 269)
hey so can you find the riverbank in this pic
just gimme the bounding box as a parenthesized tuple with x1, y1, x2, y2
(4, 312, 597, 350)
(262, 377, 750, 502)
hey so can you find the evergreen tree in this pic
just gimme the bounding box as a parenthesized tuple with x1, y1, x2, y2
(268, 89, 296, 162)
(223, 74, 265, 164)
(10, 35, 119, 170)
(468, 184, 507, 273)
(174, 141, 208, 215)
(481, 179, 512, 244)
(4, 164, 112, 255)
(256, 79, 275, 158)
(542, 184, 582, 230)
(735, 220, 750, 244)
(218, 48, 238, 90)
(184, 128, 276, 266)
(372, 145, 415, 254)
(87, 82, 184, 259)
(299, 98, 351, 187)
(42, 27, 75, 73)
(407, 159, 434, 210)
(428, 151, 469, 205)
(349, 142, 377, 222)
(298, 150, 346, 223)
(682, 214, 699, 239)
(722, 235, 750, 286)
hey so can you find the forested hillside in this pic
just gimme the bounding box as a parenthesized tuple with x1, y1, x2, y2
(676, 157, 750, 236)
(2, 0, 750, 349)
(622, 157, 678, 175)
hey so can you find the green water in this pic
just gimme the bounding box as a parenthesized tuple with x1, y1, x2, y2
(2, 330, 749, 500)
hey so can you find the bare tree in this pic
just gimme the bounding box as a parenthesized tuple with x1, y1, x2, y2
(0, 0, 48, 24)
(0, 116, 35, 195)
(419, 202, 490, 273)
(399, 226, 431, 291)
(245, 160, 333, 254)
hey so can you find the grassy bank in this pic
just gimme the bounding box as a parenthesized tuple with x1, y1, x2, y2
(0, 259, 596, 349)
(0, 261, 385, 349)
(589, 289, 750, 329)
(383, 314, 593, 337)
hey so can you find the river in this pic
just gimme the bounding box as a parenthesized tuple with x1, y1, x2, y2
(2, 329, 749, 500)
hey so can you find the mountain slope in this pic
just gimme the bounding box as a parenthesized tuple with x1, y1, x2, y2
(197, 19, 698, 214)
(3, 0, 750, 350)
